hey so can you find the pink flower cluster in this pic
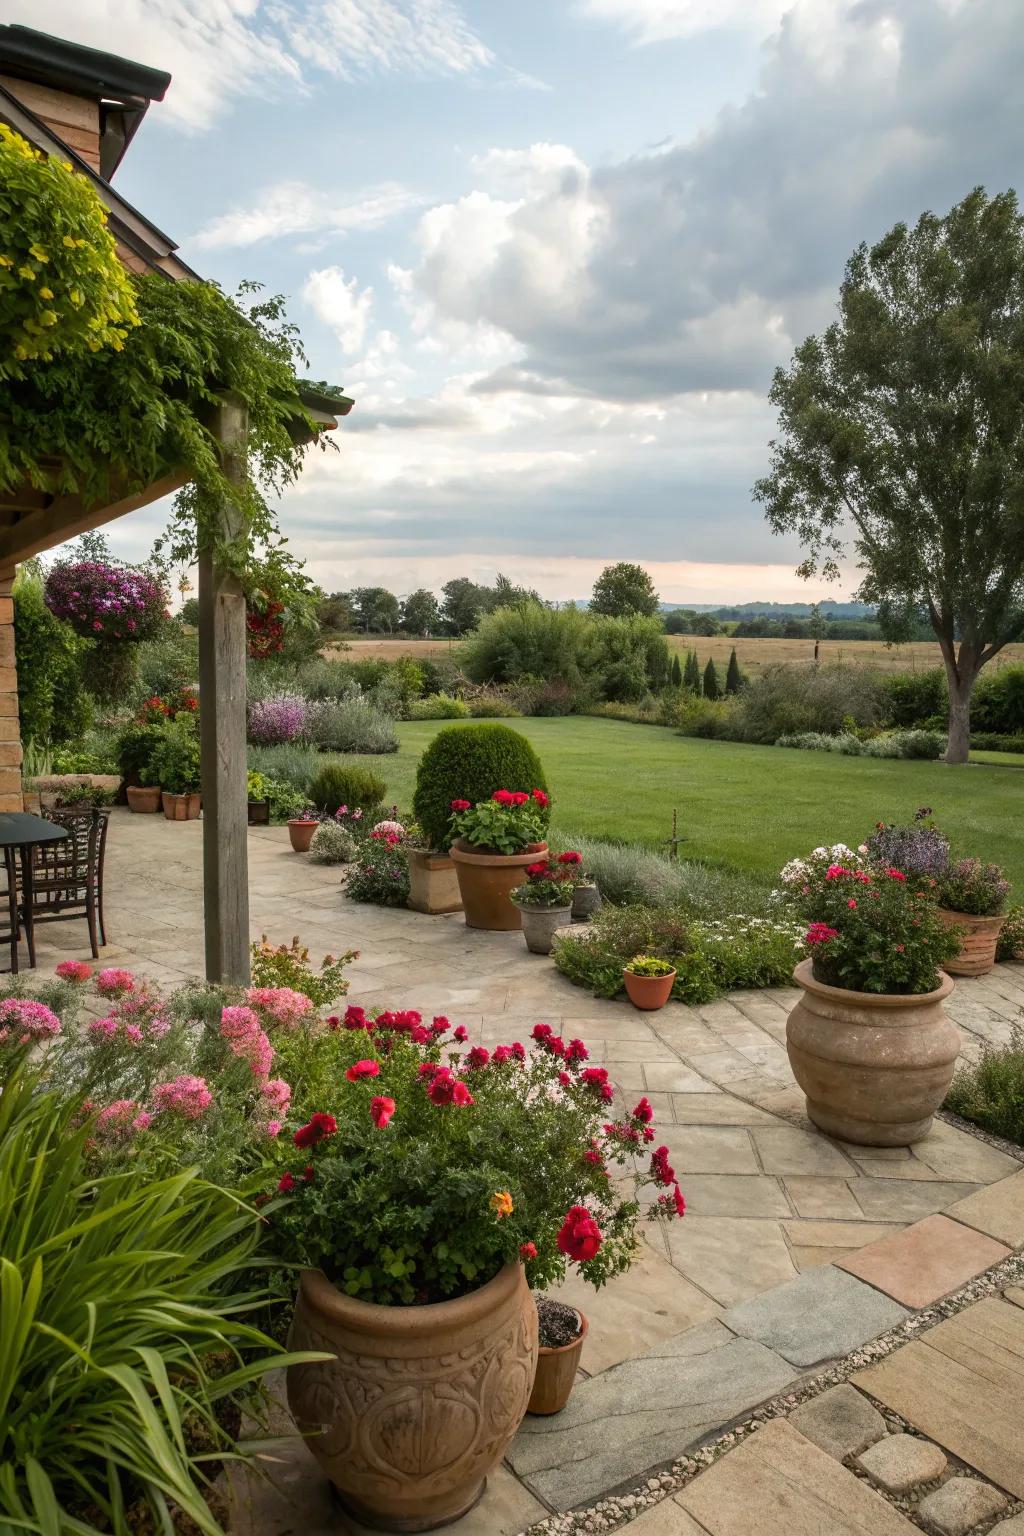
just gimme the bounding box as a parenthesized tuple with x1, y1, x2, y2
(95, 1099, 151, 1137)
(153, 1074, 212, 1120)
(246, 986, 313, 1031)
(96, 968, 136, 998)
(55, 960, 93, 983)
(0, 996, 62, 1045)
(220, 1005, 273, 1080)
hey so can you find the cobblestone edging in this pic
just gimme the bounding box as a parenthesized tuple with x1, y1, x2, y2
(520, 1249, 1024, 1536)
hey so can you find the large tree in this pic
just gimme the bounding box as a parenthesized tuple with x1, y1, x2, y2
(755, 188, 1024, 762)
(349, 586, 400, 634)
(590, 562, 660, 618)
(401, 587, 441, 636)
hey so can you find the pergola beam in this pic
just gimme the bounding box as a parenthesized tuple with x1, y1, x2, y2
(0, 468, 188, 567)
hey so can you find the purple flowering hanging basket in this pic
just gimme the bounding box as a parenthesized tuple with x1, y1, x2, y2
(44, 561, 167, 643)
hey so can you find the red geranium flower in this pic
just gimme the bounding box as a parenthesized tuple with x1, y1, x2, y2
(525, 862, 548, 877)
(278, 1172, 295, 1193)
(346, 1059, 380, 1082)
(519, 1241, 538, 1260)
(632, 1096, 654, 1124)
(492, 789, 516, 806)
(886, 867, 907, 881)
(467, 1046, 490, 1069)
(557, 850, 582, 865)
(293, 1111, 338, 1149)
(453, 1024, 469, 1043)
(532, 788, 549, 807)
(450, 798, 471, 811)
(371, 1095, 396, 1128)
(805, 922, 839, 946)
(564, 1038, 589, 1063)
(343, 1005, 368, 1030)
(556, 1205, 603, 1262)
(510, 791, 530, 806)
(651, 1145, 675, 1186)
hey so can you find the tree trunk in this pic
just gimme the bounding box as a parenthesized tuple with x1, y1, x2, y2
(944, 662, 977, 765)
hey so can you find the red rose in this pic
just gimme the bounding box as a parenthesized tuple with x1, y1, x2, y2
(532, 788, 549, 807)
(451, 1080, 474, 1106)
(467, 1046, 490, 1069)
(450, 799, 471, 811)
(346, 1059, 380, 1082)
(556, 1205, 603, 1262)
(886, 867, 907, 881)
(371, 1095, 396, 1128)
(511, 1042, 525, 1060)
(673, 1183, 686, 1217)
(564, 1038, 589, 1063)
(581, 1066, 609, 1091)
(431, 1016, 450, 1035)
(651, 1145, 675, 1186)
(558, 1070, 572, 1086)
(632, 1096, 654, 1124)
(278, 1172, 295, 1193)
(519, 1241, 538, 1261)
(302, 1164, 315, 1181)
(293, 1111, 338, 1148)
(343, 1005, 368, 1030)
(453, 1024, 469, 1042)
(532, 1022, 553, 1041)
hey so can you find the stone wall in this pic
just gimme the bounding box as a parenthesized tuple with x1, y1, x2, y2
(0, 575, 23, 813)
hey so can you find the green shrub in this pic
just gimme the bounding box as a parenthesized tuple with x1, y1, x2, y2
(862, 729, 945, 759)
(247, 741, 324, 794)
(408, 692, 470, 720)
(555, 832, 775, 918)
(469, 694, 522, 718)
(675, 696, 738, 738)
(305, 697, 399, 753)
(134, 623, 199, 700)
(308, 762, 386, 814)
(946, 1028, 1024, 1145)
(412, 722, 549, 851)
(971, 732, 1024, 754)
(972, 664, 1024, 736)
(309, 819, 359, 863)
(13, 563, 91, 749)
(344, 833, 411, 905)
(145, 718, 201, 793)
(52, 726, 120, 774)
(776, 731, 863, 754)
(462, 604, 596, 688)
(115, 721, 167, 784)
(263, 774, 306, 822)
(884, 668, 947, 727)
(0, 1058, 294, 1536)
(731, 663, 887, 744)
(997, 906, 1024, 960)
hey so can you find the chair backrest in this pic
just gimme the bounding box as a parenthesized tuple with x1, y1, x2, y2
(39, 808, 108, 893)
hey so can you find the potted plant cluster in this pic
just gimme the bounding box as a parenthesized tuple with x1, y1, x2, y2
(146, 720, 202, 821)
(408, 724, 549, 917)
(623, 953, 677, 1011)
(271, 1011, 684, 1529)
(510, 852, 584, 953)
(448, 788, 550, 930)
(781, 843, 963, 1146)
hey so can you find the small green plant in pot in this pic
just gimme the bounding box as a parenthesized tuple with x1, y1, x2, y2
(511, 852, 582, 955)
(146, 719, 202, 821)
(247, 768, 271, 824)
(935, 858, 1011, 977)
(448, 788, 551, 931)
(623, 953, 677, 1011)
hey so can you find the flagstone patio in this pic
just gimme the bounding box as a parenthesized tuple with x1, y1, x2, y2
(33, 812, 1024, 1533)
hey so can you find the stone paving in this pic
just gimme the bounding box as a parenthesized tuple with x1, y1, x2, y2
(25, 811, 1024, 1533)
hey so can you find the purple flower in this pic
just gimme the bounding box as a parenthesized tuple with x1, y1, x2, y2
(44, 560, 165, 643)
(247, 692, 308, 745)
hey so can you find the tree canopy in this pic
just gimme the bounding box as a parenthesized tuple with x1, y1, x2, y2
(755, 187, 1024, 761)
(590, 562, 660, 618)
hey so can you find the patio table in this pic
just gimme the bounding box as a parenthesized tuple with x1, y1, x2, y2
(0, 811, 70, 972)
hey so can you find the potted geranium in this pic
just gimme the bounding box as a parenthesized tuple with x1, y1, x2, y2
(510, 854, 579, 953)
(623, 954, 677, 1011)
(936, 858, 1011, 976)
(781, 843, 963, 1146)
(448, 789, 550, 930)
(270, 1010, 683, 1529)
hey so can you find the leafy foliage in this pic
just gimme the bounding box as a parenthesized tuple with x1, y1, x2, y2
(590, 562, 660, 618)
(946, 1027, 1024, 1145)
(450, 789, 550, 855)
(250, 934, 356, 1006)
(307, 762, 386, 815)
(13, 563, 91, 748)
(412, 723, 549, 852)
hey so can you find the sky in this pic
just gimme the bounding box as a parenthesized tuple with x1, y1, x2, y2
(16, 0, 1024, 603)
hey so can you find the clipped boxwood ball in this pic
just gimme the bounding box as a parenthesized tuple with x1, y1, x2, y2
(308, 763, 386, 815)
(412, 723, 549, 851)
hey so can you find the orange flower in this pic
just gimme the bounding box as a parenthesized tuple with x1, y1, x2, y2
(489, 1190, 514, 1220)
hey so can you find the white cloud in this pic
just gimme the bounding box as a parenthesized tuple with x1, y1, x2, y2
(190, 181, 422, 250)
(575, 0, 791, 44)
(0, 0, 496, 131)
(303, 266, 374, 352)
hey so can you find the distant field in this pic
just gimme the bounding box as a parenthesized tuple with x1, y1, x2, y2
(328, 634, 1024, 677)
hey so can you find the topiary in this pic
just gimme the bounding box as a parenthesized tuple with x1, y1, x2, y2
(308, 763, 386, 815)
(412, 723, 549, 852)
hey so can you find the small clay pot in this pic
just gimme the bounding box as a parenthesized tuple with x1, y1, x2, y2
(407, 847, 463, 914)
(288, 818, 319, 853)
(937, 908, 1006, 977)
(623, 967, 677, 1011)
(571, 883, 602, 922)
(450, 840, 549, 931)
(512, 900, 573, 955)
(127, 784, 162, 814)
(528, 1309, 587, 1416)
(162, 790, 201, 821)
(247, 799, 270, 826)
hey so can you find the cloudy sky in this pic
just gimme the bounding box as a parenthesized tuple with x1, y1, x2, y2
(19, 0, 1024, 601)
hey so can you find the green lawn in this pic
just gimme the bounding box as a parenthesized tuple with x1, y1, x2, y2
(345, 717, 1024, 892)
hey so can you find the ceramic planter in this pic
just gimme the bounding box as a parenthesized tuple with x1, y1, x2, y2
(571, 883, 602, 922)
(288, 818, 319, 853)
(127, 784, 162, 814)
(527, 1311, 588, 1416)
(623, 967, 677, 1011)
(407, 848, 463, 915)
(247, 798, 270, 826)
(287, 1263, 537, 1532)
(450, 840, 548, 931)
(937, 908, 1006, 977)
(786, 958, 959, 1146)
(162, 790, 201, 821)
(511, 899, 573, 955)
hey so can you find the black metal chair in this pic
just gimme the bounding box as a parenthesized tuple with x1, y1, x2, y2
(27, 807, 109, 958)
(1, 846, 19, 972)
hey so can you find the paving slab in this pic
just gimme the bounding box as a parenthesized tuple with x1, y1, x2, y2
(751, 1126, 858, 1177)
(946, 1172, 1024, 1249)
(664, 1216, 798, 1306)
(658, 1126, 760, 1174)
(508, 1320, 799, 1510)
(838, 1214, 1011, 1308)
(720, 1265, 909, 1368)
(643, 1063, 719, 1093)
(853, 1298, 1024, 1497)
(679, 1174, 791, 1218)
(670, 1094, 780, 1126)
(783, 1176, 866, 1219)
(849, 1179, 982, 1221)
(675, 1418, 918, 1535)
(781, 1219, 899, 1249)
(615, 1501, 708, 1534)
(788, 1383, 886, 1461)
(856, 1433, 947, 1495)
(917, 1476, 1009, 1536)
(991, 1516, 1024, 1535)
(912, 1122, 1023, 1185)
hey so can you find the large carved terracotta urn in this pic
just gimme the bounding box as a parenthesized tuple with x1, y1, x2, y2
(287, 1262, 538, 1532)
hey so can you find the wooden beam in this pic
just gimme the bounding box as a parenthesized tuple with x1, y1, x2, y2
(0, 468, 188, 566)
(198, 399, 250, 985)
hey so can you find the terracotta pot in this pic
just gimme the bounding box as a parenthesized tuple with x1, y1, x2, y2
(127, 784, 162, 814)
(527, 1311, 588, 1416)
(247, 798, 270, 826)
(623, 967, 676, 1011)
(450, 840, 548, 931)
(287, 1264, 537, 1532)
(162, 790, 201, 821)
(571, 883, 602, 922)
(511, 900, 573, 955)
(407, 848, 463, 915)
(288, 818, 319, 853)
(786, 958, 959, 1147)
(937, 908, 1006, 977)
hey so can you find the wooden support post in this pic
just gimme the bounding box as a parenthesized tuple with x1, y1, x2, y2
(198, 398, 250, 984)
